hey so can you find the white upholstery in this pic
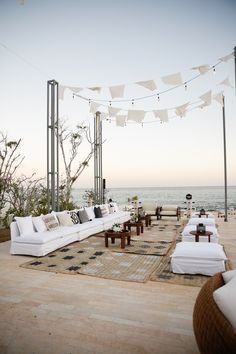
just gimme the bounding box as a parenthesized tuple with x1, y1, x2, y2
(182, 225, 219, 237)
(161, 205, 178, 211)
(187, 217, 215, 227)
(213, 276, 236, 331)
(142, 203, 157, 215)
(15, 216, 34, 236)
(10, 209, 130, 257)
(171, 242, 227, 276)
(222, 269, 236, 283)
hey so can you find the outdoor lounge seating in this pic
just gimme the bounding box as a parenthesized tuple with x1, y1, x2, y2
(181, 224, 219, 243)
(193, 271, 236, 354)
(141, 202, 159, 219)
(10, 204, 130, 257)
(158, 205, 181, 221)
(170, 242, 227, 276)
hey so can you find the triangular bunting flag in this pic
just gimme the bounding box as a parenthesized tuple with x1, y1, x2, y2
(88, 86, 102, 94)
(109, 85, 125, 99)
(59, 85, 66, 100)
(218, 77, 233, 88)
(153, 109, 168, 122)
(116, 115, 126, 127)
(136, 80, 157, 91)
(199, 90, 212, 105)
(219, 53, 233, 62)
(175, 103, 189, 117)
(127, 110, 145, 123)
(90, 102, 101, 113)
(161, 72, 183, 86)
(213, 92, 224, 106)
(192, 65, 210, 74)
(108, 107, 121, 117)
(67, 86, 82, 94)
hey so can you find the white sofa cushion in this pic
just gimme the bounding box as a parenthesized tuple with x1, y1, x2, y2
(42, 214, 59, 231)
(161, 205, 178, 211)
(78, 209, 90, 223)
(100, 204, 109, 217)
(188, 217, 215, 227)
(32, 216, 47, 233)
(57, 212, 74, 226)
(222, 269, 236, 283)
(171, 242, 227, 261)
(85, 206, 95, 220)
(213, 276, 236, 331)
(15, 216, 35, 236)
(160, 210, 177, 216)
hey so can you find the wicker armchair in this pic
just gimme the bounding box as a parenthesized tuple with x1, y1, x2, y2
(193, 272, 236, 354)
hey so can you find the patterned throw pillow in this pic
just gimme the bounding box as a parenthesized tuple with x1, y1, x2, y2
(56, 213, 74, 227)
(94, 206, 102, 218)
(100, 205, 109, 217)
(42, 214, 59, 231)
(69, 211, 80, 224)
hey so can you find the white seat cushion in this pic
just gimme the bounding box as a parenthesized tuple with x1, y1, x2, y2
(182, 225, 219, 237)
(171, 242, 227, 261)
(187, 217, 215, 227)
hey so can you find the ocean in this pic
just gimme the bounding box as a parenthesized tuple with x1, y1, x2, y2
(72, 186, 236, 211)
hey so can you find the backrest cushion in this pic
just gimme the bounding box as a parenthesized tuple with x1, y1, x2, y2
(85, 206, 96, 220)
(56, 212, 74, 226)
(222, 269, 236, 283)
(15, 216, 34, 236)
(69, 211, 80, 224)
(100, 205, 109, 217)
(162, 205, 178, 211)
(32, 215, 47, 233)
(42, 214, 59, 231)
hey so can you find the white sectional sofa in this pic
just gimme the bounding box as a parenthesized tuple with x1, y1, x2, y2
(10, 204, 130, 257)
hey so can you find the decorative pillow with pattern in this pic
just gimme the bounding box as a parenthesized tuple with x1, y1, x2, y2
(69, 211, 80, 224)
(100, 205, 109, 217)
(42, 214, 59, 231)
(57, 212, 74, 227)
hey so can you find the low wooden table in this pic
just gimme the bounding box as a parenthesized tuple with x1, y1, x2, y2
(190, 230, 213, 242)
(123, 221, 144, 236)
(104, 230, 131, 249)
(138, 214, 151, 227)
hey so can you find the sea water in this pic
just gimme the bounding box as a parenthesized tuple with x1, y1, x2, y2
(72, 186, 236, 211)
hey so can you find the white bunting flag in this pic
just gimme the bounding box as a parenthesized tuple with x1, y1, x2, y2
(108, 107, 121, 117)
(213, 92, 224, 106)
(153, 109, 168, 122)
(192, 65, 210, 74)
(218, 77, 233, 88)
(199, 90, 212, 105)
(100, 112, 109, 120)
(219, 53, 233, 62)
(88, 86, 102, 94)
(109, 85, 125, 98)
(161, 72, 183, 86)
(136, 80, 157, 91)
(175, 103, 189, 117)
(67, 86, 82, 94)
(127, 110, 145, 123)
(90, 102, 101, 113)
(59, 85, 66, 100)
(116, 115, 126, 127)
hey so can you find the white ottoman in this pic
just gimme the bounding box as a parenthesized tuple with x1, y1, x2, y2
(181, 225, 219, 243)
(170, 242, 227, 276)
(187, 217, 215, 227)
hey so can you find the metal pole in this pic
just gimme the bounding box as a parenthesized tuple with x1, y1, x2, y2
(222, 95, 228, 222)
(234, 46, 236, 97)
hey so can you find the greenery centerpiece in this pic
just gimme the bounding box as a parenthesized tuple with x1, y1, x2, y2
(112, 223, 123, 232)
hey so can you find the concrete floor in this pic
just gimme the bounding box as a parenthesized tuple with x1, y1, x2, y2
(0, 216, 235, 354)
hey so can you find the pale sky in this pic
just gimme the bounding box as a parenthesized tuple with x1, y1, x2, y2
(0, 0, 236, 188)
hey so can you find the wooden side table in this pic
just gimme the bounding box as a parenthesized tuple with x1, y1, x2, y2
(123, 221, 144, 236)
(138, 215, 151, 227)
(104, 230, 131, 249)
(190, 230, 213, 242)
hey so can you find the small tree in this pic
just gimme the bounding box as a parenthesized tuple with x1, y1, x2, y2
(58, 118, 94, 205)
(0, 132, 24, 212)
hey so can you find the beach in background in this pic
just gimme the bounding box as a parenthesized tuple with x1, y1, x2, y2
(72, 186, 236, 211)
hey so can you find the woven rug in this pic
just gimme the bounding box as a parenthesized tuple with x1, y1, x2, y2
(20, 236, 162, 283)
(112, 239, 172, 256)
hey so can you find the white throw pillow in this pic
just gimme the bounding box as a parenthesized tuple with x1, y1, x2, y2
(222, 269, 236, 283)
(32, 215, 47, 233)
(42, 214, 59, 231)
(85, 207, 95, 220)
(56, 212, 74, 226)
(213, 276, 236, 331)
(15, 216, 35, 236)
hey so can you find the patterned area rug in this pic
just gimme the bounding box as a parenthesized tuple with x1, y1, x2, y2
(112, 239, 172, 256)
(20, 236, 162, 283)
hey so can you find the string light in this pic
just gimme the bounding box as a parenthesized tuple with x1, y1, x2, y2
(132, 99, 134, 106)
(184, 83, 187, 91)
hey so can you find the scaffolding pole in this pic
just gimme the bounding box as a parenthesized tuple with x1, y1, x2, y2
(94, 111, 103, 205)
(47, 79, 59, 212)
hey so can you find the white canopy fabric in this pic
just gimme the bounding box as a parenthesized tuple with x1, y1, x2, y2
(153, 109, 168, 122)
(116, 115, 126, 127)
(88, 86, 102, 94)
(90, 102, 101, 113)
(127, 110, 145, 122)
(108, 106, 121, 116)
(59, 85, 66, 100)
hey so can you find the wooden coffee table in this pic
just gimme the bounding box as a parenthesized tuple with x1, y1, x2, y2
(190, 230, 213, 242)
(123, 221, 144, 236)
(104, 230, 131, 249)
(138, 214, 151, 227)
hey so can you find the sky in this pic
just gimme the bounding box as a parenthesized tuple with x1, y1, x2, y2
(0, 0, 236, 189)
